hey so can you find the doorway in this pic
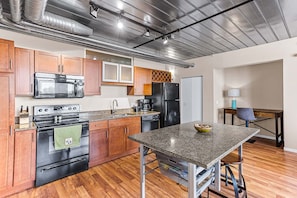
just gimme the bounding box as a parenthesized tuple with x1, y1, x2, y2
(181, 76, 203, 123)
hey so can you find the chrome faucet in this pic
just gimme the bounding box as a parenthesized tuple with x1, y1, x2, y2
(111, 99, 118, 114)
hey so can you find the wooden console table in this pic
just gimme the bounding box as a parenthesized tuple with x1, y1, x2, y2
(223, 108, 284, 147)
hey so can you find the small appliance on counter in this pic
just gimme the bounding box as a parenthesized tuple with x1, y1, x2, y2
(137, 99, 152, 112)
(19, 105, 29, 128)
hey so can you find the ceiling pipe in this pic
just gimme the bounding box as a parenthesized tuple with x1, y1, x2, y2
(9, 0, 23, 23)
(133, 0, 254, 49)
(20, 0, 93, 36)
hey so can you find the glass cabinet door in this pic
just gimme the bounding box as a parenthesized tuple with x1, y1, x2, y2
(120, 64, 133, 83)
(102, 62, 119, 82)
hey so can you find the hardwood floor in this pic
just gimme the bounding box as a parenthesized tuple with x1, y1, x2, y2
(7, 137, 297, 198)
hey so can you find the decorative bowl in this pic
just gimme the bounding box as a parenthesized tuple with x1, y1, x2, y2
(194, 124, 212, 133)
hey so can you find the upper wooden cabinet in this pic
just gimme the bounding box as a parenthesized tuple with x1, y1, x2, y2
(102, 61, 133, 85)
(0, 39, 14, 73)
(127, 66, 152, 96)
(84, 59, 102, 95)
(15, 48, 34, 96)
(35, 50, 83, 75)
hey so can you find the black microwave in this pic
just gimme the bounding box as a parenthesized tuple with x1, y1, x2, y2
(34, 73, 84, 98)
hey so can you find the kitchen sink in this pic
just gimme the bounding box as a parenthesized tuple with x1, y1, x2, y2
(109, 113, 134, 118)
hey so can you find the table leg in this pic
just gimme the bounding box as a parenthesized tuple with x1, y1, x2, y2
(238, 145, 243, 186)
(223, 109, 226, 124)
(231, 114, 234, 125)
(281, 114, 284, 146)
(140, 144, 145, 198)
(275, 116, 279, 147)
(188, 163, 197, 198)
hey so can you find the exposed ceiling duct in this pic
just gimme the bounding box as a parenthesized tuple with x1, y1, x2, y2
(20, 0, 93, 36)
(9, 0, 22, 23)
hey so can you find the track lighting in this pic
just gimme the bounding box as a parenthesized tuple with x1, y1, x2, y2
(163, 36, 168, 44)
(144, 29, 150, 37)
(90, 3, 99, 18)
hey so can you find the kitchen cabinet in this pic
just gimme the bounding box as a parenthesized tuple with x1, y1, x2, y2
(102, 61, 133, 85)
(89, 120, 109, 167)
(127, 66, 152, 96)
(13, 129, 36, 191)
(108, 117, 141, 157)
(84, 59, 102, 95)
(152, 69, 171, 82)
(0, 73, 15, 196)
(35, 50, 83, 75)
(15, 47, 34, 96)
(0, 39, 14, 73)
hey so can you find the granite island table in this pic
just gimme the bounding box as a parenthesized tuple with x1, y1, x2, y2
(128, 121, 260, 198)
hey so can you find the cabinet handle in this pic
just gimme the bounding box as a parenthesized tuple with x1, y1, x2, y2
(32, 133, 34, 142)
(106, 130, 108, 139)
(62, 65, 64, 73)
(99, 87, 101, 93)
(9, 126, 13, 136)
(30, 83, 33, 93)
(124, 127, 127, 135)
(9, 59, 12, 70)
(58, 65, 61, 72)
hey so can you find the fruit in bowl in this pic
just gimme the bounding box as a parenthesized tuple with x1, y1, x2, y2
(194, 124, 212, 133)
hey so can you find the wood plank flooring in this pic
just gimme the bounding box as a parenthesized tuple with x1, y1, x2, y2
(7, 137, 297, 198)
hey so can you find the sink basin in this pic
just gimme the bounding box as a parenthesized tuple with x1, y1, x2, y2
(109, 113, 132, 118)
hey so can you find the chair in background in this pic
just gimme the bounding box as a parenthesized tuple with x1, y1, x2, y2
(236, 107, 256, 143)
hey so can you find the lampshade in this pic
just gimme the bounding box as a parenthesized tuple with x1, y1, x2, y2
(228, 88, 240, 97)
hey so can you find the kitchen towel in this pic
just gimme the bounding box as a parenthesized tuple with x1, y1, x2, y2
(54, 124, 82, 150)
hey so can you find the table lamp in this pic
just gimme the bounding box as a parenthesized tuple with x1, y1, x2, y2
(228, 88, 240, 109)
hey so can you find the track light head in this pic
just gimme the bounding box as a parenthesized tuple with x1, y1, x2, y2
(163, 36, 168, 44)
(144, 29, 150, 37)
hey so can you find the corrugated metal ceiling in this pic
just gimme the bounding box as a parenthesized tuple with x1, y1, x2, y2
(0, 0, 296, 67)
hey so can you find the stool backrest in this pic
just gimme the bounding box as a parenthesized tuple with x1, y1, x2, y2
(236, 108, 256, 121)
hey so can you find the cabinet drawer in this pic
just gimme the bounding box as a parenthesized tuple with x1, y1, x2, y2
(90, 120, 108, 130)
(109, 117, 140, 128)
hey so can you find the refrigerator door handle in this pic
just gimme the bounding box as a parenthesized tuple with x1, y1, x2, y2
(175, 99, 180, 101)
(164, 103, 167, 122)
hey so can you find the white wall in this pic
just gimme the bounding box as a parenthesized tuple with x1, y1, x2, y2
(176, 37, 297, 152)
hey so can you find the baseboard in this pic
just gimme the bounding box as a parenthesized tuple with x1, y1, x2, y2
(255, 134, 275, 140)
(284, 147, 297, 154)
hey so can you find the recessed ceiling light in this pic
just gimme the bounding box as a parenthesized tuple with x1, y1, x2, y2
(117, 20, 123, 29)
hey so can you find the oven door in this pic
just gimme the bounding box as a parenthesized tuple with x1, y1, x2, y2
(36, 123, 89, 168)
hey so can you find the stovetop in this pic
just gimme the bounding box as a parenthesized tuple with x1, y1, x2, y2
(33, 104, 88, 129)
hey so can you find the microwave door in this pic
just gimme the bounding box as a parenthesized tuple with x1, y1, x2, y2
(55, 82, 75, 98)
(35, 79, 55, 98)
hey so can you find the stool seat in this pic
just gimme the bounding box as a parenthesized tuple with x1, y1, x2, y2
(222, 152, 243, 165)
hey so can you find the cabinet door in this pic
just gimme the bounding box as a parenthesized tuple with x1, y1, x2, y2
(0, 39, 14, 72)
(84, 59, 102, 95)
(102, 61, 119, 82)
(126, 119, 141, 151)
(35, 51, 60, 73)
(119, 64, 133, 83)
(0, 74, 14, 192)
(61, 56, 83, 75)
(15, 48, 34, 96)
(90, 128, 108, 167)
(108, 126, 126, 156)
(13, 130, 36, 187)
(128, 66, 152, 95)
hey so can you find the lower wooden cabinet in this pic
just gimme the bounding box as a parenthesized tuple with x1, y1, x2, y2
(0, 129, 36, 198)
(89, 120, 108, 167)
(89, 116, 141, 167)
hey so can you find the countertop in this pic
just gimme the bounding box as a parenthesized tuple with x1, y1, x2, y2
(129, 121, 259, 168)
(80, 110, 160, 122)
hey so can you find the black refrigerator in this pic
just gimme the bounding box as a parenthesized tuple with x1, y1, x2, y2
(146, 82, 180, 128)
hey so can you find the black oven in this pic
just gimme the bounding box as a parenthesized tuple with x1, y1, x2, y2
(34, 72, 84, 98)
(34, 104, 89, 187)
